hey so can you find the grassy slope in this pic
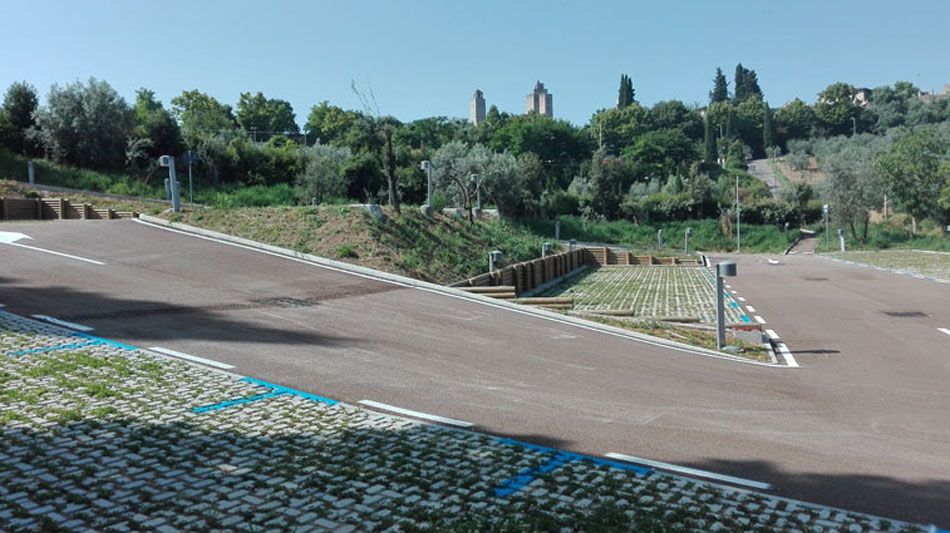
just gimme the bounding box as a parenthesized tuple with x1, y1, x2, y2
(0, 148, 162, 198)
(169, 206, 548, 284)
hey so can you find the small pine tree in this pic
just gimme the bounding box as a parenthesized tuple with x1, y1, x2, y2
(710, 68, 729, 104)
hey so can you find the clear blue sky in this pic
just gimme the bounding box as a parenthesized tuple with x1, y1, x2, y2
(2, 0, 948, 127)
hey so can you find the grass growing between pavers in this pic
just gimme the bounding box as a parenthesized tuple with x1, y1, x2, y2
(0, 311, 922, 532)
(538, 266, 744, 324)
(825, 250, 950, 283)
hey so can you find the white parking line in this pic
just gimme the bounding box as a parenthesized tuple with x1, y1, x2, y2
(776, 343, 799, 368)
(9, 242, 106, 265)
(746, 306, 756, 313)
(32, 315, 94, 332)
(148, 346, 235, 369)
(939, 328, 950, 337)
(358, 400, 474, 428)
(737, 296, 747, 302)
(729, 290, 737, 294)
(765, 329, 779, 340)
(754, 315, 767, 324)
(605, 453, 772, 490)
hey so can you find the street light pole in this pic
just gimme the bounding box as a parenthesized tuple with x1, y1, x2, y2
(851, 116, 857, 136)
(735, 175, 741, 254)
(420, 160, 433, 216)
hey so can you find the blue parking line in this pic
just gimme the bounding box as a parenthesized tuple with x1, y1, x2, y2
(72, 332, 138, 351)
(192, 391, 288, 413)
(3, 340, 103, 357)
(740, 315, 751, 323)
(240, 377, 338, 405)
(495, 452, 575, 497)
(492, 437, 651, 497)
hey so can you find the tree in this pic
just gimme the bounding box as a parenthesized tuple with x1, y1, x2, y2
(710, 68, 729, 104)
(236, 92, 298, 140)
(875, 128, 950, 235)
(735, 95, 767, 157)
(170, 90, 236, 182)
(815, 82, 859, 137)
(821, 143, 881, 241)
(650, 100, 702, 140)
(131, 88, 181, 167)
(0, 81, 39, 155)
(734, 63, 763, 104)
(31, 77, 133, 171)
(589, 103, 652, 155)
(617, 74, 635, 109)
(774, 98, 815, 145)
(295, 144, 352, 203)
(432, 141, 521, 221)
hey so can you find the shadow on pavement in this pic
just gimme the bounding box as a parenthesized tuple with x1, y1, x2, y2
(0, 280, 352, 347)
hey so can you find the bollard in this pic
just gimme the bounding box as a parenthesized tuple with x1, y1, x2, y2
(838, 228, 845, 252)
(555, 220, 560, 242)
(311, 197, 319, 206)
(685, 227, 692, 255)
(542, 242, 553, 257)
(658, 229, 664, 250)
(569, 238, 577, 251)
(715, 261, 737, 349)
(27, 161, 35, 184)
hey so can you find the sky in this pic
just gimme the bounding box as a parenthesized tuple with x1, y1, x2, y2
(2, 0, 949, 127)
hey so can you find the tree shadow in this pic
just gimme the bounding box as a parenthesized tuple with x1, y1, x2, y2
(0, 278, 374, 347)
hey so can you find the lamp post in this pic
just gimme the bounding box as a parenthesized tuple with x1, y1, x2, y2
(420, 160, 433, 216)
(715, 261, 737, 349)
(471, 174, 481, 211)
(658, 229, 664, 250)
(823, 204, 830, 252)
(735, 175, 741, 253)
(851, 116, 857, 136)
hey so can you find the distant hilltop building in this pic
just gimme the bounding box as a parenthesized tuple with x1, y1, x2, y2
(526, 81, 553, 117)
(470, 89, 485, 125)
(919, 84, 950, 103)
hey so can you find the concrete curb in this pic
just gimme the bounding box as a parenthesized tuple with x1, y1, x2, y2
(136, 214, 788, 367)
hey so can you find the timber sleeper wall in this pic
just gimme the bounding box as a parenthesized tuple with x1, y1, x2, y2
(0, 198, 137, 221)
(451, 247, 702, 296)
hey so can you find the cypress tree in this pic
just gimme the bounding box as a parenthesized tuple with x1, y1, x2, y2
(618, 74, 635, 109)
(725, 106, 734, 140)
(704, 114, 716, 163)
(710, 68, 729, 104)
(734, 63, 747, 102)
(762, 103, 774, 151)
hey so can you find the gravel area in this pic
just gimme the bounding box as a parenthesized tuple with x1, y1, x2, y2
(0, 310, 922, 531)
(824, 250, 950, 283)
(537, 266, 746, 324)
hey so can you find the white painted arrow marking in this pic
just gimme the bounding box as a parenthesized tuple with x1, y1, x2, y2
(0, 231, 105, 265)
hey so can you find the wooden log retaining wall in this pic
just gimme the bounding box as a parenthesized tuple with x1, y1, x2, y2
(451, 247, 702, 296)
(0, 198, 137, 221)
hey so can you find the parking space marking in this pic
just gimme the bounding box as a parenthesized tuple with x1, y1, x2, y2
(605, 453, 772, 490)
(939, 328, 950, 337)
(746, 306, 756, 313)
(148, 346, 235, 369)
(754, 316, 767, 324)
(358, 400, 474, 428)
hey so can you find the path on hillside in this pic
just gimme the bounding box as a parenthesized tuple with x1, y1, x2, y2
(2, 220, 949, 525)
(786, 229, 820, 254)
(748, 158, 780, 195)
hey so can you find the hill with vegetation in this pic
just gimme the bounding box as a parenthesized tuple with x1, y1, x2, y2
(164, 206, 548, 284)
